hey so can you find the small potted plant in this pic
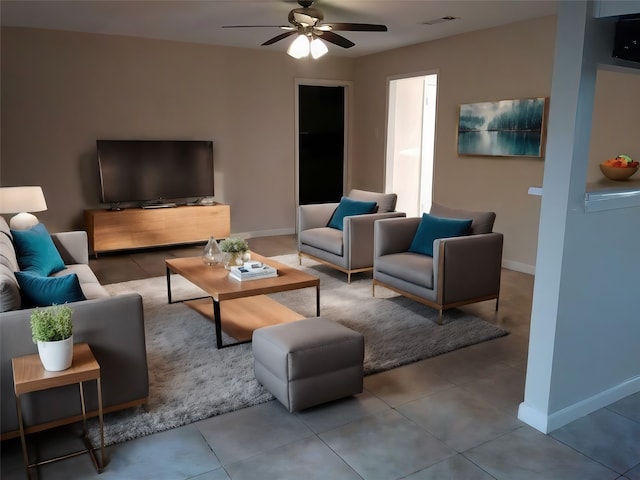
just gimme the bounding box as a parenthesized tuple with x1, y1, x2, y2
(30, 304, 74, 371)
(219, 237, 249, 269)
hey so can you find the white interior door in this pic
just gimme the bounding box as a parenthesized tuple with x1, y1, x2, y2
(385, 73, 438, 217)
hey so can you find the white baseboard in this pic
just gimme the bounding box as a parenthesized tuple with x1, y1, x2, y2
(234, 227, 296, 239)
(517, 402, 551, 433)
(518, 375, 640, 433)
(502, 259, 536, 275)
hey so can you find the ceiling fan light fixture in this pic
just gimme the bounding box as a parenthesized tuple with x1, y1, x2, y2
(287, 34, 310, 58)
(234, 0, 388, 56)
(310, 37, 328, 58)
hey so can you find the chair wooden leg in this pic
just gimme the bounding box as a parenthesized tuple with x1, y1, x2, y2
(298, 252, 302, 265)
(495, 297, 499, 312)
(347, 272, 351, 284)
(438, 309, 443, 325)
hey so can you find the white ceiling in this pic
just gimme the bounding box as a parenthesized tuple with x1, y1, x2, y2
(0, 0, 557, 58)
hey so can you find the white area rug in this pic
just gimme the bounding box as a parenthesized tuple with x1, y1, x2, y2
(90, 254, 507, 445)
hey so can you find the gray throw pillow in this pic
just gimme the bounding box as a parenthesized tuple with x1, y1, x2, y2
(348, 189, 397, 213)
(430, 203, 496, 235)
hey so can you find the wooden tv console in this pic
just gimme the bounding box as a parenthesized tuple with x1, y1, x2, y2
(85, 204, 231, 255)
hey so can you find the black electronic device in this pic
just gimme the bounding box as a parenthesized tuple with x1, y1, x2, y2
(97, 140, 214, 205)
(612, 15, 640, 63)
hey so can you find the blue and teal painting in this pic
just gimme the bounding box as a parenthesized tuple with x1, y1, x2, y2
(458, 98, 546, 157)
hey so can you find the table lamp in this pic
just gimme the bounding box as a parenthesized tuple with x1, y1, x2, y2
(0, 186, 48, 230)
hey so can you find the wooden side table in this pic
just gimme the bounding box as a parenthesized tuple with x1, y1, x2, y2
(12, 343, 105, 478)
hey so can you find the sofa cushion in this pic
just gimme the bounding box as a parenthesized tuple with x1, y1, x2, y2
(0, 264, 21, 312)
(0, 217, 12, 241)
(376, 252, 435, 289)
(409, 213, 472, 257)
(1, 233, 19, 273)
(53, 265, 110, 300)
(11, 223, 65, 277)
(429, 203, 495, 235)
(78, 282, 111, 301)
(328, 197, 377, 231)
(348, 189, 397, 213)
(15, 271, 86, 308)
(0, 229, 21, 312)
(300, 227, 343, 256)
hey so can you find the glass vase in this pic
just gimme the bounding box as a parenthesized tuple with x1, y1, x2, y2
(202, 236, 224, 267)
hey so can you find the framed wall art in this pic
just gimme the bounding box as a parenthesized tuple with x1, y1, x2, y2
(457, 97, 548, 157)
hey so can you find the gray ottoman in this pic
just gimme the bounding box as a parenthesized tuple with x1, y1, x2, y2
(252, 317, 364, 412)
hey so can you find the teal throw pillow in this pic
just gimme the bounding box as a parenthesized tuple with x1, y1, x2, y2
(10, 223, 65, 276)
(328, 197, 377, 231)
(408, 213, 472, 257)
(16, 272, 86, 308)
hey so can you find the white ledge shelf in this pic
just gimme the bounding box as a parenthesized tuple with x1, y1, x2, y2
(528, 182, 640, 211)
(585, 178, 640, 211)
(584, 188, 640, 212)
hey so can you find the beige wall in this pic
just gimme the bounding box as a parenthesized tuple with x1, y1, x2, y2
(588, 68, 640, 184)
(352, 16, 557, 271)
(2, 21, 637, 271)
(0, 27, 353, 234)
(351, 16, 640, 271)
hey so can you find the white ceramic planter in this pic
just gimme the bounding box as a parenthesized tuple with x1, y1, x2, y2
(37, 335, 73, 371)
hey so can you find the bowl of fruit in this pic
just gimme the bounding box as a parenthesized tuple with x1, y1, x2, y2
(599, 154, 638, 181)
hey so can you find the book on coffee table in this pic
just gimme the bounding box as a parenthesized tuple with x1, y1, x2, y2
(229, 262, 278, 282)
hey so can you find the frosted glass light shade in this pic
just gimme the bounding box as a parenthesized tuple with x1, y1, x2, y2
(0, 186, 47, 230)
(287, 34, 310, 59)
(310, 38, 328, 59)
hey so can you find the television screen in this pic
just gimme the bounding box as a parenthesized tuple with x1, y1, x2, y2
(612, 15, 640, 63)
(97, 140, 214, 204)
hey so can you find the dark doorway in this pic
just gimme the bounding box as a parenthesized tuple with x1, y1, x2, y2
(298, 85, 345, 205)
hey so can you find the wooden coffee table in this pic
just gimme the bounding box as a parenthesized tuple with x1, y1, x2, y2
(166, 253, 320, 348)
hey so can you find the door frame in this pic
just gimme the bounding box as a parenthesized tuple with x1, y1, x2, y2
(384, 69, 439, 216)
(294, 78, 353, 219)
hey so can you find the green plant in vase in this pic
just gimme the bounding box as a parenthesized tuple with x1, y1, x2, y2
(30, 304, 74, 371)
(219, 237, 249, 269)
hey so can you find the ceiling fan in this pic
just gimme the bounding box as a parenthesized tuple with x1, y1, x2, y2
(222, 0, 388, 57)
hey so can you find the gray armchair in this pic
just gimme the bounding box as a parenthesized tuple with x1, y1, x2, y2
(373, 203, 503, 323)
(298, 189, 405, 283)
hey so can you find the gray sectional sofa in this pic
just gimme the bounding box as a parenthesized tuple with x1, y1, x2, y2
(0, 216, 149, 439)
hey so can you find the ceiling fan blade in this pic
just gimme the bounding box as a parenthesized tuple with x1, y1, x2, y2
(319, 31, 355, 49)
(262, 31, 297, 46)
(324, 23, 388, 32)
(223, 25, 285, 29)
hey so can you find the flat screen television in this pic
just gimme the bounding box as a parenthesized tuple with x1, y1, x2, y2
(97, 140, 214, 205)
(612, 15, 640, 63)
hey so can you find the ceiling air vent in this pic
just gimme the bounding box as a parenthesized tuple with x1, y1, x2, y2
(421, 16, 459, 25)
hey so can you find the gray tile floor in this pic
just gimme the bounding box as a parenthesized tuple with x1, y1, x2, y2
(2, 235, 639, 480)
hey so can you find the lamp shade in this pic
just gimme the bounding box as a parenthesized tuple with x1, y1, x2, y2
(0, 186, 48, 230)
(287, 34, 310, 59)
(310, 37, 328, 59)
